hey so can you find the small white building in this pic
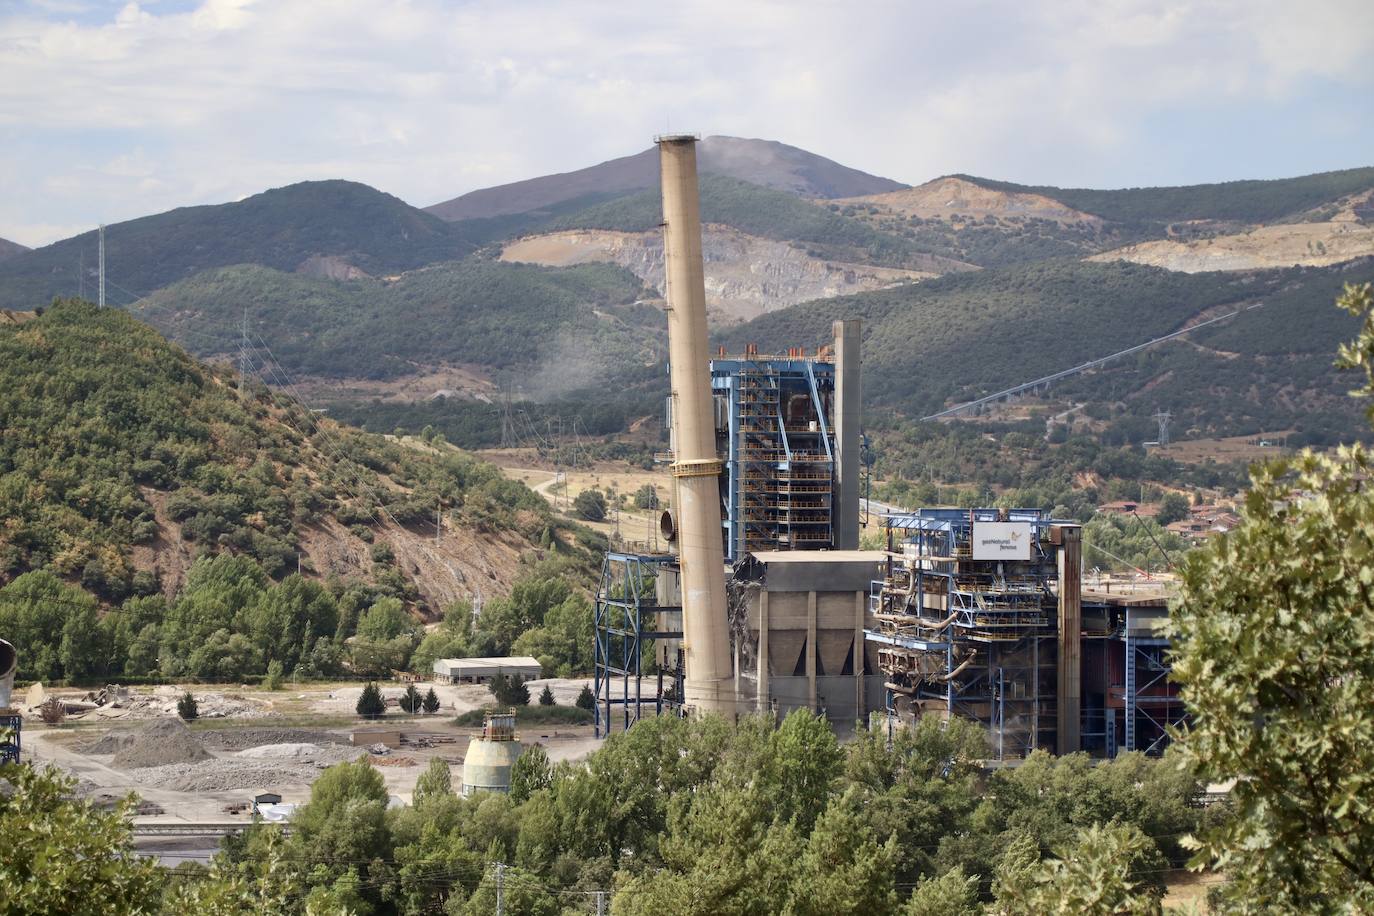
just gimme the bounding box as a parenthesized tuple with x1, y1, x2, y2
(432, 656, 542, 685)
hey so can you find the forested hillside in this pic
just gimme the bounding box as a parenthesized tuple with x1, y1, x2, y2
(720, 258, 1373, 440)
(0, 181, 478, 310)
(133, 258, 659, 383)
(0, 300, 581, 609)
(965, 166, 1374, 226)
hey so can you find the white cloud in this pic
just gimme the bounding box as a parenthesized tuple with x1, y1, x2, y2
(0, 0, 1371, 245)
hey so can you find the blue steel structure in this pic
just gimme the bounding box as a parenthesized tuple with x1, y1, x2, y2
(1122, 607, 1184, 755)
(592, 552, 684, 738)
(710, 352, 837, 563)
(0, 715, 19, 763)
(867, 509, 1063, 759)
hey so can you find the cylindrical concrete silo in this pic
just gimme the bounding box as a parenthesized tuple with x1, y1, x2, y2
(657, 134, 734, 716)
(460, 710, 523, 797)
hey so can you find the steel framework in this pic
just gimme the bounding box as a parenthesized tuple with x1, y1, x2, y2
(867, 509, 1061, 759)
(712, 355, 836, 562)
(1123, 620, 1185, 755)
(593, 552, 684, 737)
(0, 714, 19, 764)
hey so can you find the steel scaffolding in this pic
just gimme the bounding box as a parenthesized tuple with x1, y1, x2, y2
(712, 356, 836, 562)
(592, 552, 684, 737)
(867, 509, 1061, 759)
(1122, 619, 1185, 756)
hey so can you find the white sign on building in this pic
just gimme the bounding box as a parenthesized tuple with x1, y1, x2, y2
(971, 522, 1033, 561)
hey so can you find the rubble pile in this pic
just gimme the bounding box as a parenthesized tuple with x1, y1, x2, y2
(111, 719, 212, 769)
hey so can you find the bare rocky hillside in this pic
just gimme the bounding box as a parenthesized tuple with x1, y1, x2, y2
(500, 225, 932, 323)
(1089, 221, 1374, 273)
(833, 176, 1101, 224)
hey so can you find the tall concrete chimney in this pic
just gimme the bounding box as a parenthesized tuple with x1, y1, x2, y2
(658, 135, 734, 716)
(833, 319, 862, 550)
(1055, 524, 1083, 753)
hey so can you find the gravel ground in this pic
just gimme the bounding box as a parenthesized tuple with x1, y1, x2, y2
(235, 743, 364, 763)
(132, 759, 332, 792)
(199, 728, 347, 751)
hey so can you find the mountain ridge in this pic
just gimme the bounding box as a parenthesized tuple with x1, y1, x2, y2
(0, 180, 476, 311)
(0, 236, 28, 261)
(425, 135, 907, 221)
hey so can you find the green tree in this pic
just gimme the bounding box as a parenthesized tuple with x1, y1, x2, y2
(903, 866, 979, 916)
(264, 658, 284, 691)
(994, 823, 1163, 916)
(488, 674, 531, 707)
(413, 757, 453, 805)
(0, 755, 162, 915)
(422, 686, 441, 714)
(356, 596, 412, 641)
(1155, 491, 1190, 526)
(538, 684, 556, 706)
(287, 759, 392, 909)
(398, 683, 421, 714)
(509, 744, 552, 804)
(1170, 281, 1374, 911)
(177, 691, 198, 721)
(573, 489, 607, 521)
(633, 483, 659, 509)
(576, 685, 595, 710)
(356, 681, 386, 718)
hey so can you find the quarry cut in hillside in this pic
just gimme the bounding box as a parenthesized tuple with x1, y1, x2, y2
(500, 225, 932, 323)
(832, 176, 1102, 224)
(1089, 221, 1374, 273)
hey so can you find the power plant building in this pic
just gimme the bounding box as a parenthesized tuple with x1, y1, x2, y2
(592, 134, 1183, 759)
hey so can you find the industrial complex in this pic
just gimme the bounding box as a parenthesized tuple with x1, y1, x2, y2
(593, 135, 1183, 758)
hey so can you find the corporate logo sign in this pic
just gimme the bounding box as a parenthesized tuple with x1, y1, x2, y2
(971, 522, 1033, 561)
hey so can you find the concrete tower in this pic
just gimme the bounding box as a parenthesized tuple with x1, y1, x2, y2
(833, 319, 862, 550)
(658, 135, 734, 716)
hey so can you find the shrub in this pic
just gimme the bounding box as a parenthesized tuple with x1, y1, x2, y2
(572, 489, 607, 521)
(176, 692, 198, 721)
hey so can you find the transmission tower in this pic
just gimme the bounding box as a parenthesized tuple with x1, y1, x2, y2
(97, 224, 105, 307)
(238, 309, 251, 400)
(1153, 410, 1172, 446)
(499, 384, 516, 449)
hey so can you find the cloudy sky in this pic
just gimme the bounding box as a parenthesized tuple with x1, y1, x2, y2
(1, 0, 1371, 246)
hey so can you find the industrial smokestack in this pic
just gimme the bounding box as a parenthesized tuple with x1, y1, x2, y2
(0, 639, 16, 709)
(658, 135, 734, 716)
(833, 319, 861, 550)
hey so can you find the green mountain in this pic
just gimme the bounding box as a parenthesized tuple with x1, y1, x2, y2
(0, 236, 27, 261)
(962, 167, 1374, 226)
(0, 300, 578, 610)
(132, 257, 659, 383)
(718, 257, 1374, 443)
(0, 180, 478, 310)
(426, 134, 906, 220)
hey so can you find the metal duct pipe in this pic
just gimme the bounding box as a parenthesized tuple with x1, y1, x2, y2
(833, 319, 861, 549)
(0, 639, 16, 709)
(658, 134, 734, 716)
